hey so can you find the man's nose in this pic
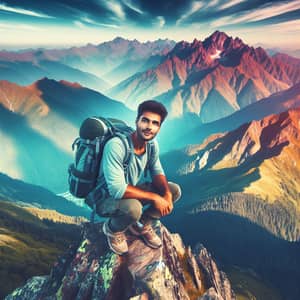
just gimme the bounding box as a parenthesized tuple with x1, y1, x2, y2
(146, 122, 153, 129)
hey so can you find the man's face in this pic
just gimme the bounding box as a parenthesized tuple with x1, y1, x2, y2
(136, 111, 162, 141)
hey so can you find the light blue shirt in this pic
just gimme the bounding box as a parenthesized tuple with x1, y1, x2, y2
(97, 136, 164, 199)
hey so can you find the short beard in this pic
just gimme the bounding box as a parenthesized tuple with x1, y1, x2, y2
(137, 129, 155, 142)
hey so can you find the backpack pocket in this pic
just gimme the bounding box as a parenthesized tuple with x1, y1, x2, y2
(68, 164, 96, 198)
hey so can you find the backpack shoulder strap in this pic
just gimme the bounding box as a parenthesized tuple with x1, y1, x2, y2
(144, 140, 156, 178)
(114, 132, 133, 182)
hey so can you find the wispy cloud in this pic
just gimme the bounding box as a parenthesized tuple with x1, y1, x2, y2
(74, 21, 86, 29)
(105, 1, 126, 20)
(218, 0, 246, 10)
(122, 0, 144, 15)
(157, 16, 165, 28)
(205, 0, 219, 9)
(81, 16, 120, 28)
(238, 1, 300, 23)
(212, 1, 300, 27)
(97, 23, 120, 29)
(0, 4, 53, 18)
(176, 1, 204, 25)
(266, 19, 300, 34)
(210, 16, 235, 28)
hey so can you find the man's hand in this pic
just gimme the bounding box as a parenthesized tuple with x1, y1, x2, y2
(153, 194, 173, 216)
(163, 191, 172, 203)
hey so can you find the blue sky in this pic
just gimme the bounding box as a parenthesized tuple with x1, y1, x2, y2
(0, 0, 299, 49)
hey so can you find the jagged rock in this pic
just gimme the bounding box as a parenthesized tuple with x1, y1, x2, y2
(195, 244, 235, 300)
(186, 246, 202, 290)
(6, 222, 235, 300)
(199, 288, 224, 300)
(5, 276, 47, 300)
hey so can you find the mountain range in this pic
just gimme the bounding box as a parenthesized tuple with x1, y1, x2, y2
(171, 81, 300, 150)
(163, 106, 300, 241)
(0, 37, 175, 87)
(108, 31, 300, 124)
(0, 59, 108, 93)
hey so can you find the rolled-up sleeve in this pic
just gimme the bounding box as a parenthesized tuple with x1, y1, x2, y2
(102, 137, 128, 199)
(149, 140, 165, 177)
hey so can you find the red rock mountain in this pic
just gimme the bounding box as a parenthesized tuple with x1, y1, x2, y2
(164, 106, 300, 210)
(108, 31, 300, 123)
(161, 106, 300, 242)
(0, 80, 49, 116)
(0, 78, 131, 120)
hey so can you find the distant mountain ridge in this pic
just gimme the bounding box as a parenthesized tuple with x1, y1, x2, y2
(0, 172, 89, 217)
(0, 37, 176, 86)
(108, 31, 300, 124)
(0, 59, 108, 92)
(172, 82, 300, 150)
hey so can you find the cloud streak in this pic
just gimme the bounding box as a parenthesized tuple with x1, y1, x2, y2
(80, 16, 120, 28)
(0, 3, 53, 18)
(218, 0, 246, 10)
(122, 0, 144, 15)
(176, 1, 204, 25)
(157, 16, 165, 28)
(210, 1, 300, 28)
(104, 1, 126, 21)
(238, 1, 300, 23)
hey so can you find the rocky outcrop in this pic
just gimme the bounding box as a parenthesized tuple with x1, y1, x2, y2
(6, 222, 235, 300)
(195, 245, 235, 300)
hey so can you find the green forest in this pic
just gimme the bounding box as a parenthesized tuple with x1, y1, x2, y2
(0, 199, 81, 298)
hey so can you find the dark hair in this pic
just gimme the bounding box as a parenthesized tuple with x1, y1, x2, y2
(137, 100, 168, 124)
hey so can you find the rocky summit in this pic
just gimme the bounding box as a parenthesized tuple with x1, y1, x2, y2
(5, 222, 235, 300)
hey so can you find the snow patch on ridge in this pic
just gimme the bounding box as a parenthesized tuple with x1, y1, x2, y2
(210, 49, 222, 60)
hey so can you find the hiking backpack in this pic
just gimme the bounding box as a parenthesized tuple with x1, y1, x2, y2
(68, 117, 134, 198)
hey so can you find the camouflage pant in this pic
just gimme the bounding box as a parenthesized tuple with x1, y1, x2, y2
(95, 182, 181, 232)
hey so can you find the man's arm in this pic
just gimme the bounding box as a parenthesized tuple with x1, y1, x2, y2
(147, 141, 173, 204)
(151, 174, 172, 203)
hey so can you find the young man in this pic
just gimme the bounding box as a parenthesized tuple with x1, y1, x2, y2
(88, 100, 181, 255)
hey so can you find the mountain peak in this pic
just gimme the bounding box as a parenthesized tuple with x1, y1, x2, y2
(203, 31, 247, 53)
(112, 36, 128, 43)
(6, 222, 235, 299)
(28, 77, 57, 91)
(31, 77, 82, 90)
(59, 80, 82, 88)
(206, 31, 229, 43)
(209, 30, 229, 40)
